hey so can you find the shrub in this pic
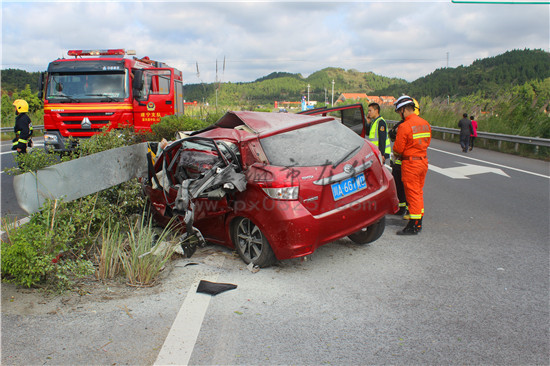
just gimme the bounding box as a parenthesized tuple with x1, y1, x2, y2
(149, 114, 208, 140)
(0, 198, 97, 288)
(97, 222, 125, 281)
(148, 113, 219, 141)
(4, 148, 59, 175)
(120, 214, 177, 287)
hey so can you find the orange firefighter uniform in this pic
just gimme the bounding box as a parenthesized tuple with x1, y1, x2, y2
(392, 113, 431, 222)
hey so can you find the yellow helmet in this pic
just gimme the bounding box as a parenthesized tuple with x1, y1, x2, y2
(413, 98, 420, 115)
(13, 99, 29, 113)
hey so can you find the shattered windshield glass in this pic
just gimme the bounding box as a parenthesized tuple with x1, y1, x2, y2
(260, 120, 365, 167)
(46, 71, 128, 102)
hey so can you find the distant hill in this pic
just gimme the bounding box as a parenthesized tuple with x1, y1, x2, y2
(374, 49, 550, 98)
(1, 68, 41, 94)
(255, 72, 303, 82)
(183, 67, 406, 105)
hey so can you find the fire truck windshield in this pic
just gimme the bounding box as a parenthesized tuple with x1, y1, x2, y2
(46, 72, 128, 102)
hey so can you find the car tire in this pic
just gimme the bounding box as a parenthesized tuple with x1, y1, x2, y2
(347, 216, 386, 244)
(232, 217, 277, 267)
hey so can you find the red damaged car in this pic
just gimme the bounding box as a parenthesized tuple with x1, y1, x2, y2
(145, 109, 398, 267)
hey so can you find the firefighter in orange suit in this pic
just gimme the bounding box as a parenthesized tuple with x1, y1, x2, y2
(392, 96, 431, 235)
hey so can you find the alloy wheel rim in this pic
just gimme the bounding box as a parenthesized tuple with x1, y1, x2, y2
(237, 218, 263, 261)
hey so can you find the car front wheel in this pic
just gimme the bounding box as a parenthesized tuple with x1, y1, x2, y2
(232, 217, 276, 267)
(347, 216, 386, 244)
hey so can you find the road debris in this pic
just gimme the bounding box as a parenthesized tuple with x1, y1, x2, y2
(196, 280, 237, 296)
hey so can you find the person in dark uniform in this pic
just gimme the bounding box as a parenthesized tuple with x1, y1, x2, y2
(12, 99, 33, 154)
(458, 113, 473, 153)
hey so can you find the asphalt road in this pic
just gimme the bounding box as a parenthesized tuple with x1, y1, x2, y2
(1, 138, 43, 219)
(1, 138, 549, 365)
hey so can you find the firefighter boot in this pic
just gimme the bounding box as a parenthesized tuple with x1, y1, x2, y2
(393, 206, 407, 216)
(402, 209, 410, 220)
(396, 218, 422, 235)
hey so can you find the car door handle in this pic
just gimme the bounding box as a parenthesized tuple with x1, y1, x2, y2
(165, 100, 172, 105)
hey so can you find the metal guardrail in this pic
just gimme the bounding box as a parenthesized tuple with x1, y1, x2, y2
(3, 122, 549, 149)
(1, 126, 44, 133)
(387, 120, 550, 149)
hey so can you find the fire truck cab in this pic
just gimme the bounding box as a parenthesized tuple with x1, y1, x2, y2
(39, 48, 185, 152)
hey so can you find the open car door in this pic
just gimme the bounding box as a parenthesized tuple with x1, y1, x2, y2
(298, 103, 367, 137)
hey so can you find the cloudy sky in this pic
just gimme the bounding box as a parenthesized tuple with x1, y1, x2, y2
(2, 1, 549, 84)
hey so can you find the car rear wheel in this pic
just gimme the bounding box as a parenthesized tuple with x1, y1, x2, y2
(347, 216, 386, 244)
(232, 217, 276, 267)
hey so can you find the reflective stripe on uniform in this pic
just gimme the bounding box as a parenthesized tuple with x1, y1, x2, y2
(409, 214, 422, 220)
(18, 138, 28, 143)
(413, 132, 431, 139)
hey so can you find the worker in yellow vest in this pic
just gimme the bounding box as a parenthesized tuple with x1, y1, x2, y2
(366, 102, 391, 163)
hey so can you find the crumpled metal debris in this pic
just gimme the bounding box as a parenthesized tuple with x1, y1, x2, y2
(174, 161, 246, 234)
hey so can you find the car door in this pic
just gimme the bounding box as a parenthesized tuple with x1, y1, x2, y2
(299, 103, 367, 137)
(132, 68, 175, 130)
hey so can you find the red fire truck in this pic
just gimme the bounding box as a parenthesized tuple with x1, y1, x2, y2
(38, 48, 185, 152)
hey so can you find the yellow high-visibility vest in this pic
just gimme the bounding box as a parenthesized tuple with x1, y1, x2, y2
(368, 116, 391, 155)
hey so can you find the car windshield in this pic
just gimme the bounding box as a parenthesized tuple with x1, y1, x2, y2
(260, 119, 365, 167)
(46, 71, 128, 102)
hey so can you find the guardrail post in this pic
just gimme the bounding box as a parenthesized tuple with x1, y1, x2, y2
(515, 143, 519, 152)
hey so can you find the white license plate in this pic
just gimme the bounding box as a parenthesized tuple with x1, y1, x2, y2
(331, 174, 367, 201)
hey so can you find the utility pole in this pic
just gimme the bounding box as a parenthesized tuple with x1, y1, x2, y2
(324, 88, 327, 105)
(331, 79, 335, 107)
(446, 52, 449, 68)
(307, 84, 310, 105)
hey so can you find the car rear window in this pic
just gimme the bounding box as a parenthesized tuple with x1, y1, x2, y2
(260, 119, 365, 167)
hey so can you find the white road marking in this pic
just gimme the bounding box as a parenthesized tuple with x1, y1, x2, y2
(429, 162, 510, 179)
(154, 254, 226, 366)
(428, 147, 550, 179)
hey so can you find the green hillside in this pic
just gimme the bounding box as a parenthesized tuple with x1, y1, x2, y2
(1, 68, 42, 94)
(183, 67, 406, 106)
(374, 49, 550, 98)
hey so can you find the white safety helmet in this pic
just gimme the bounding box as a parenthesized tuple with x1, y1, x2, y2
(394, 95, 416, 112)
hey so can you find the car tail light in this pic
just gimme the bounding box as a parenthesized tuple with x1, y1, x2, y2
(259, 183, 299, 200)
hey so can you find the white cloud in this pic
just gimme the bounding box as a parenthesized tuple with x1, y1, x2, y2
(1, 1, 548, 83)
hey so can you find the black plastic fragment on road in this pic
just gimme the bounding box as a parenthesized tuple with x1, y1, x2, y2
(196, 280, 237, 295)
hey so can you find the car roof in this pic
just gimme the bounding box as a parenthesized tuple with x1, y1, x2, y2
(211, 111, 334, 138)
(193, 111, 336, 141)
